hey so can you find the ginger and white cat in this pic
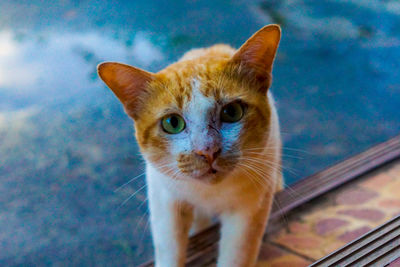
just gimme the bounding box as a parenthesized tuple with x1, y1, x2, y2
(98, 24, 282, 267)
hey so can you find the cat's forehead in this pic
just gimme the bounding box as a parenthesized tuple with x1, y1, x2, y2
(185, 77, 214, 118)
(157, 55, 232, 94)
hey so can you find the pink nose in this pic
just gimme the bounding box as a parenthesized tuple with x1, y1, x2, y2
(195, 148, 221, 165)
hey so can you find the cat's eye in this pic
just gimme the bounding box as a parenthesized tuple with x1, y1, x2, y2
(220, 102, 244, 123)
(161, 114, 186, 134)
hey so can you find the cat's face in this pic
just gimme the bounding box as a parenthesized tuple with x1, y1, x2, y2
(98, 25, 280, 184)
(135, 61, 272, 184)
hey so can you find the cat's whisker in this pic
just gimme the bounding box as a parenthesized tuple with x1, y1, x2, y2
(244, 151, 304, 160)
(239, 156, 283, 170)
(118, 183, 147, 209)
(244, 158, 298, 199)
(243, 146, 311, 155)
(158, 166, 182, 187)
(114, 172, 146, 193)
(135, 209, 150, 243)
(236, 162, 274, 191)
(242, 149, 304, 156)
(137, 196, 148, 210)
(240, 160, 298, 200)
(281, 146, 312, 154)
(240, 161, 296, 192)
(157, 163, 177, 172)
(281, 181, 300, 200)
(140, 213, 151, 243)
(236, 159, 275, 182)
(237, 158, 285, 187)
(272, 194, 290, 227)
(240, 156, 299, 176)
(239, 161, 279, 182)
(154, 161, 178, 174)
(135, 208, 149, 233)
(236, 164, 265, 193)
(242, 166, 273, 189)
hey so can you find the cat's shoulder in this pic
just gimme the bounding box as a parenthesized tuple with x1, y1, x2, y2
(179, 44, 235, 61)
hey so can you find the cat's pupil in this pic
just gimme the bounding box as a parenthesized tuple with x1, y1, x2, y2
(226, 105, 236, 117)
(170, 116, 178, 128)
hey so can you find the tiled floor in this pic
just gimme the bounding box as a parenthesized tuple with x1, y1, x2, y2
(256, 160, 400, 266)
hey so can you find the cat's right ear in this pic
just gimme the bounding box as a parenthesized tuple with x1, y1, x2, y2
(230, 24, 281, 90)
(97, 62, 154, 118)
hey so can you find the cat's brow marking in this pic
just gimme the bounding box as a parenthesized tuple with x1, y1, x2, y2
(184, 78, 216, 149)
(186, 77, 214, 120)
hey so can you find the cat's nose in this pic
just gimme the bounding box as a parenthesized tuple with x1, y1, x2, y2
(195, 148, 221, 165)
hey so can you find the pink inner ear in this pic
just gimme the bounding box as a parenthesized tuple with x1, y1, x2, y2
(114, 67, 153, 102)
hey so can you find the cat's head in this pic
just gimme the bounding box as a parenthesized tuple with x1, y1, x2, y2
(98, 25, 280, 184)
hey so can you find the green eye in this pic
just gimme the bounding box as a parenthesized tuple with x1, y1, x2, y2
(221, 102, 244, 123)
(161, 114, 186, 134)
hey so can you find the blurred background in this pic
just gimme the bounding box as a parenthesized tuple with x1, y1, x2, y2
(0, 0, 399, 265)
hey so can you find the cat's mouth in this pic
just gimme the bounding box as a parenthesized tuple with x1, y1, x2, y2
(210, 168, 218, 174)
(187, 164, 228, 184)
(176, 153, 239, 183)
(202, 167, 219, 177)
(191, 167, 218, 178)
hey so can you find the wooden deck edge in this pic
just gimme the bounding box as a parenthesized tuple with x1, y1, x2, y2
(272, 135, 400, 219)
(140, 135, 400, 266)
(310, 214, 400, 266)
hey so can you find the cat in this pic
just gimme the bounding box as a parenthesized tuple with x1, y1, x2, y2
(98, 24, 282, 267)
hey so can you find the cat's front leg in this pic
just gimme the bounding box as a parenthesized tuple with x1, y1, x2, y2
(217, 194, 274, 267)
(148, 194, 193, 267)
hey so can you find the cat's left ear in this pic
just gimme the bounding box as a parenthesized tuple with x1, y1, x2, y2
(231, 24, 281, 86)
(97, 62, 155, 119)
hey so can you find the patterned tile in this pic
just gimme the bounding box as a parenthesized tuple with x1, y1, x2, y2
(256, 160, 400, 264)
